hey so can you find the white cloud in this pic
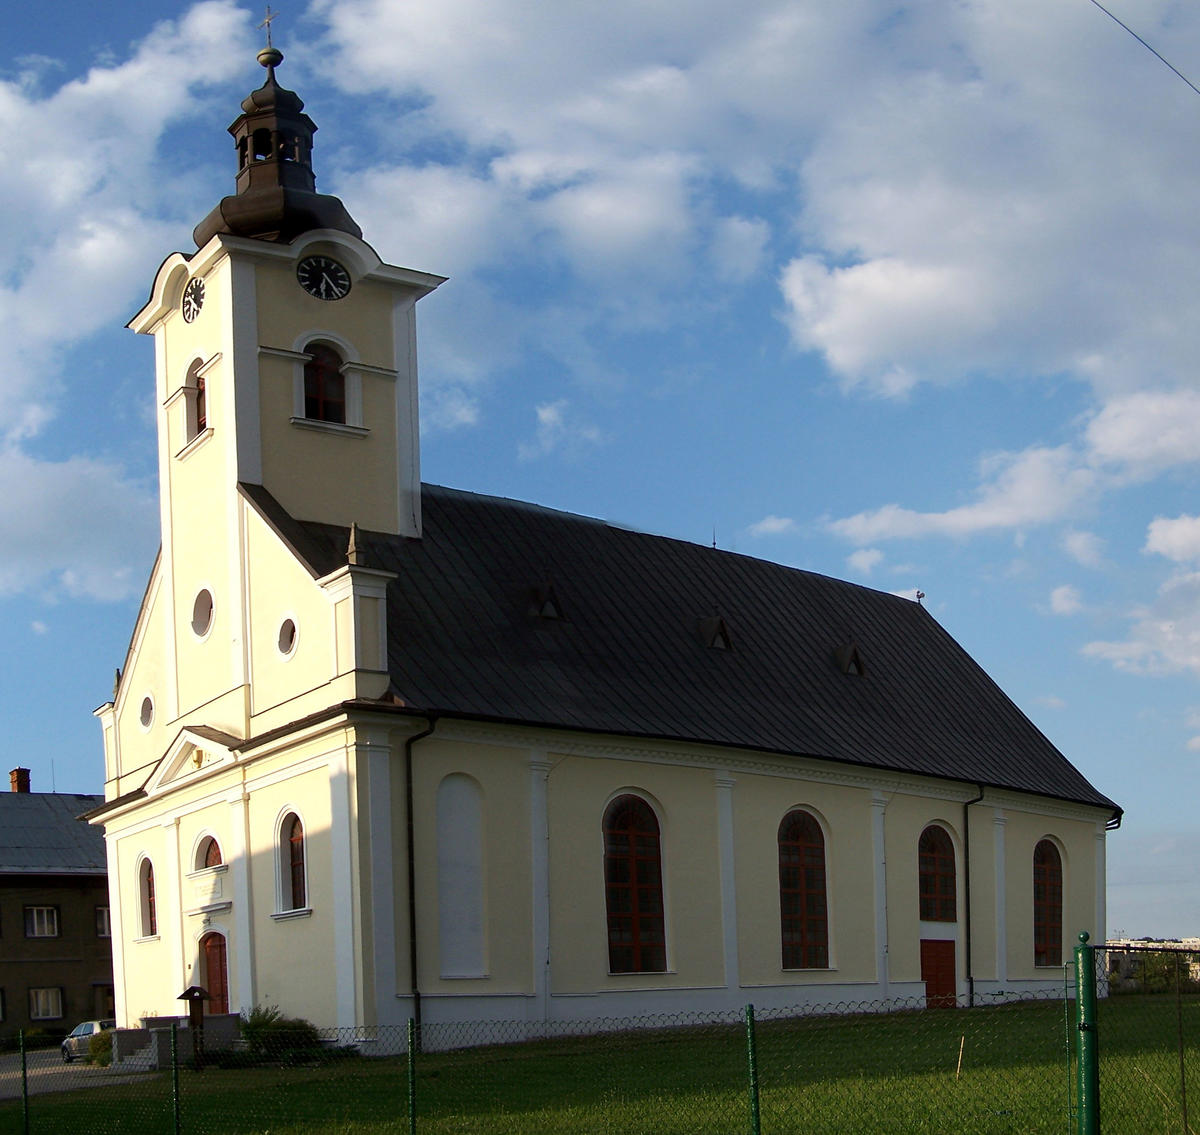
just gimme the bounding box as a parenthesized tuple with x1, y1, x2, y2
(517, 400, 603, 462)
(1050, 585, 1082, 616)
(1086, 392, 1200, 477)
(1036, 695, 1066, 710)
(709, 216, 769, 283)
(30, 620, 47, 635)
(847, 547, 883, 575)
(830, 446, 1094, 544)
(1145, 515, 1200, 564)
(1084, 572, 1200, 676)
(1063, 529, 1104, 568)
(747, 515, 795, 537)
(0, 448, 157, 601)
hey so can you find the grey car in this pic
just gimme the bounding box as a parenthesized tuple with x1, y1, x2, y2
(61, 1019, 116, 1062)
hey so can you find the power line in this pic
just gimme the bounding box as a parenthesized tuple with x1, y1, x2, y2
(1086, 0, 1200, 101)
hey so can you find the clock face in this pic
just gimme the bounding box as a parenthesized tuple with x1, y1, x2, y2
(181, 277, 205, 323)
(296, 256, 352, 301)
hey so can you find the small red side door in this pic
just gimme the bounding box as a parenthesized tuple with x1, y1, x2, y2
(920, 939, 956, 1008)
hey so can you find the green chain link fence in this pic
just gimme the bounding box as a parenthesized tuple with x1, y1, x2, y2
(0, 947, 1194, 1134)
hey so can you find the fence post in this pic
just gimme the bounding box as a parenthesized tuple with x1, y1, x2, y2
(19, 1029, 28, 1135)
(745, 1004, 761, 1135)
(1074, 931, 1100, 1135)
(407, 1017, 417, 1135)
(1176, 953, 1190, 1135)
(171, 1020, 181, 1135)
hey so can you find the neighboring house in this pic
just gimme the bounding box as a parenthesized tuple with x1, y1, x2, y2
(88, 49, 1120, 1033)
(0, 768, 113, 1037)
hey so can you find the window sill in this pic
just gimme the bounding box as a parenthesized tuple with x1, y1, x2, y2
(134, 934, 161, 944)
(271, 907, 313, 922)
(185, 864, 229, 880)
(175, 427, 214, 461)
(781, 967, 836, 973)
(607, 969, 675, 977)
(185, 901, 232, 917)
(289, 417, 368, 439)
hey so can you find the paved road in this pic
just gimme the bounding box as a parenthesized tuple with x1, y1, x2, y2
(0, 1047, 153, 1099)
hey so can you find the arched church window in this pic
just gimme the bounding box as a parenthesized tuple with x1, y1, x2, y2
(196, 836, 222, 870)
(918, 825, 956, 922)
(281, 813, 306, 911)
(139, 858, 157, 937)
(602, 794, 666, 974)
(778, 809, 828, 969)
(303, 344, 346, 424)
(1034, 839, 1063, 967)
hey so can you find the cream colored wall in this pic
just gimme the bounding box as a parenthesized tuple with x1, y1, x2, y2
(255, 260, 405, 532)
(1004, 811, 1097, 979)
(410, 740, 534, 995)
(546, 754, 725, 994)
(111, 821, 176, 1024)
(734, 774, 876, 987)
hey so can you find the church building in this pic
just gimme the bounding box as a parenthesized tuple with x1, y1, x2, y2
(89, 47, 1120, 1032)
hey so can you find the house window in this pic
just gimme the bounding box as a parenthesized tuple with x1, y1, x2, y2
(602, 794, 666, 974)
(282, 813, 306, 910)
(95, 906, 111, 938)
(139, 859, 158, 937)
(197, 837, 223, 870)
(29, 987, 63, 1020)
(1034, 839, 1063, 967)
(778, 810, 829, 969)
(919, 825, 956, 922)
(24, 906, 59, 938)
(303, 344, 346, 423)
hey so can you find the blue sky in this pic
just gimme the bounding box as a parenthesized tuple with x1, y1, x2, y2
(4, 0, 1200, 937)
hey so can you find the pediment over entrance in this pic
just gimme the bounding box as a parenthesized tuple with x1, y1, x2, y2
(145, 725, 242, 796)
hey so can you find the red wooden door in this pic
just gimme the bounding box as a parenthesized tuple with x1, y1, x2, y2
(201, 932, 229, 1015)
(920, 939, 956, 1008)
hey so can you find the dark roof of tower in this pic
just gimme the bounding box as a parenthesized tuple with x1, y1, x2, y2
(240, 482, 1120, 818)
(193, 48, 361, 247)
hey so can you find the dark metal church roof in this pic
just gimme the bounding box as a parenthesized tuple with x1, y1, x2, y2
(243, 483, 1118, 817)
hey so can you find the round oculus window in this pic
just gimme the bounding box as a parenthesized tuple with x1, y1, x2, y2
(277, 618, 297, 657)
(139, 696, 154, 729)
(192, 589, 214, 637)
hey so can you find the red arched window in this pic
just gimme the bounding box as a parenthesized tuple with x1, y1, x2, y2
(603, 795, 665, 973)
(304, 344, 345, 423)
(140, 859, 157, 937)
(284, 814, 306, 910)
(1034, 840, 1063, 967)
(196, 374, 207, 431)
(778, 810, 828, 969)
(919, 825, 956, 922)
(202, 837, 222, 869)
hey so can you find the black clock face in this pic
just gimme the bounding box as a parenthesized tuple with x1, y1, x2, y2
(297, 256, 352, 301)
(182, 277, 205, 323)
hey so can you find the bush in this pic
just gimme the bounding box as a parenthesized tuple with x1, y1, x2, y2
(240, 1005, 322, 1064)
(87, 1030, 113, 1067)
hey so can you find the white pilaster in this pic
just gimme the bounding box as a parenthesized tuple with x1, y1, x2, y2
(229, 788, 255, 1011)
(164, 816, 186, 998)
(714, 774, 740, 992)
(329, 752, 359, 1027)
(107, 836, 128, 1025)
(1094, 825, 1107, 944)
(367, 741, 397, 1020)
(992, 809, 1007, 984)
(871, 792, 890, 996)
(529, 753, 552, 1022)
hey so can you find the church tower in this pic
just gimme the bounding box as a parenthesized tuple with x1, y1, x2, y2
(130, 45, 444, 543)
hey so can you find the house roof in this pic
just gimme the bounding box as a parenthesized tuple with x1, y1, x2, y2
(0, 792, 107, 874)
(243, 482, 1119, 817)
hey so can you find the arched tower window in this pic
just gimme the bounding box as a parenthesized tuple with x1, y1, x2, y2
(1034, 840, 1063, 967)
(139, 859, 157, 937)
(303, 344, 346, 424)
(281, 813, 306, 911)
(196, 836, 222, 871)
(602, 794, 665, 974)
(778, 809, 828, 969)
(918, 825, 956, 922)
(195, 374, 206, 432)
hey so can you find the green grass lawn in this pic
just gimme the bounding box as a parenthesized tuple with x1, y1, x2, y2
(2, 995, 1196, 1134)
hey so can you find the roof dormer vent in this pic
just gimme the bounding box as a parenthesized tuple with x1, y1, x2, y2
(698, 614, 733, 651)
(833, 642, 866, 677)
(529, 580, 564, 620)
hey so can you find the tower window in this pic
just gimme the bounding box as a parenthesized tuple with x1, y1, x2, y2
(304, 344, 346, 424)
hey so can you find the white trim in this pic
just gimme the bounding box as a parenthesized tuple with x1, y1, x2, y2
(993, 809, 1008, 984)
(714, 773, 739, 990)
(329, 752, 358, 1027)
(289, 416, 369, 439)
(1094, 826, 1107, 946)
(174, 428, 214, 461)
(529, 753, 551, 1022)
(270, 907, 313, 922)
(230, 789, 255, 1012)
(366, 741, 397, 1020)
(871, 792, 889, 996)
(273, 804, 310, 915)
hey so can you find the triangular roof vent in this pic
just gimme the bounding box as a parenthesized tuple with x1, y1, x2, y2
(529, 580, 564, 620)
(833, 642, 866, 676)
(698, 614, 733, 651)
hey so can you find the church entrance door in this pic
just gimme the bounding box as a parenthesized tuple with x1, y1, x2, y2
(920, 939, 956, 1008)
(200, 932, 229, 1015)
